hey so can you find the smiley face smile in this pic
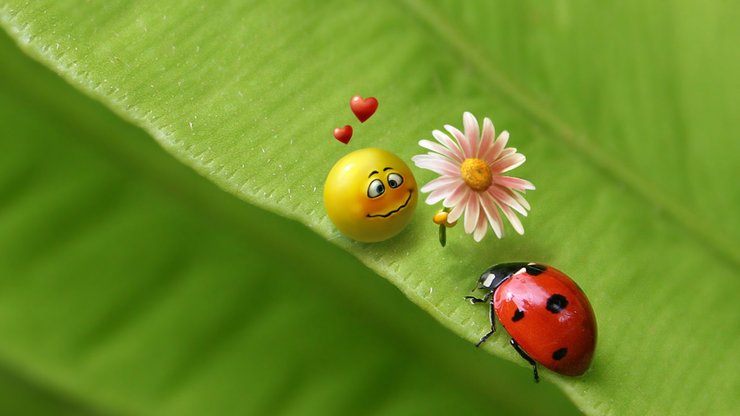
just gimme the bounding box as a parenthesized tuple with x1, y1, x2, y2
(366, 190, 413, 218)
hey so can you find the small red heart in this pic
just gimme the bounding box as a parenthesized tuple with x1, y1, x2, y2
(333, 125, 353, 144)
(350, 95, 378, 123)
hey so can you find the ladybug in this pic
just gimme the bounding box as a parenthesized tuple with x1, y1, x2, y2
(466, 262, 597, 382)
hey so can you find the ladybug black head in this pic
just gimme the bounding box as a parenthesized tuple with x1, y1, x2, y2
(477, 262, 530, 291)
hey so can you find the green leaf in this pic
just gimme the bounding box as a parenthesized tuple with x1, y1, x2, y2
(2, 0, 739, 414)
(0, 29, 577, 415)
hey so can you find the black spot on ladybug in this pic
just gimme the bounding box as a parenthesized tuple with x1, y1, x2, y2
(512, 309, 525, 322)
(546, 294, 568, 313)
(525, 264, 547, 276)
(552, 347, 568, 361)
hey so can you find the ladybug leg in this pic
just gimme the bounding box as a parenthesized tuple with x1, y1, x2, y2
(464, 291, 491, 304)
(474, 302, 497, 347)
(510, 339, 539, 383)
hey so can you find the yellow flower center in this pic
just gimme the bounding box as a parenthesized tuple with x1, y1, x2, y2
(460, 158, 492, 192)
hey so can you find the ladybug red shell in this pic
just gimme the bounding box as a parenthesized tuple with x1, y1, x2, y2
(466, 262, 597, 382)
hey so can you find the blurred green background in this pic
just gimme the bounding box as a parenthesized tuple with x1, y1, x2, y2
(0, 29, 578, 415)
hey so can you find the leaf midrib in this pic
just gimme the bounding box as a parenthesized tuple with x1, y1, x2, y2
(399, 0, 740, 267)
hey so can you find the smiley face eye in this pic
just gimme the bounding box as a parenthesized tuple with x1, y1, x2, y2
(367, 179, 385, 198)
(387, 173, 404, 188)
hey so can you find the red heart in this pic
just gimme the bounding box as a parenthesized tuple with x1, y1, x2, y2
(350, 95, 378, 123)
(333, 125, 353, 144)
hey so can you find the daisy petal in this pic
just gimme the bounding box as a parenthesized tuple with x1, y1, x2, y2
(464, 193, 480, 234)
(432, 130, 466, 161)
(489, 186, 528, 217)
(445, 124, 475, 159)
(463, 112, 480, 156)
(473, 211, 488, 242)
(479, 191, 504, 238)
(477, 117, 495, 159)
(498, 147, 516, 159)
(497, 202, 525, 235)
(412, 155, 461, 176)
(493, 176, 536, 191)
(420, 176, 462, 193)
(419, 139, 463, 163)
(483, 130, 509, 163)
(426, 188, 451, 205)
(490, 153, 526, 173)
(442, 182, 469, 208)
(447, 191, 471, 223)
(508, 189, 531, 211)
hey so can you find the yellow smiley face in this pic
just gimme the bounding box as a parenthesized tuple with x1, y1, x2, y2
(324, 148, 418, 242)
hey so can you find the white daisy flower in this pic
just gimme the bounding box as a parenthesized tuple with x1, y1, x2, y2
(412, 112, 535, 242)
